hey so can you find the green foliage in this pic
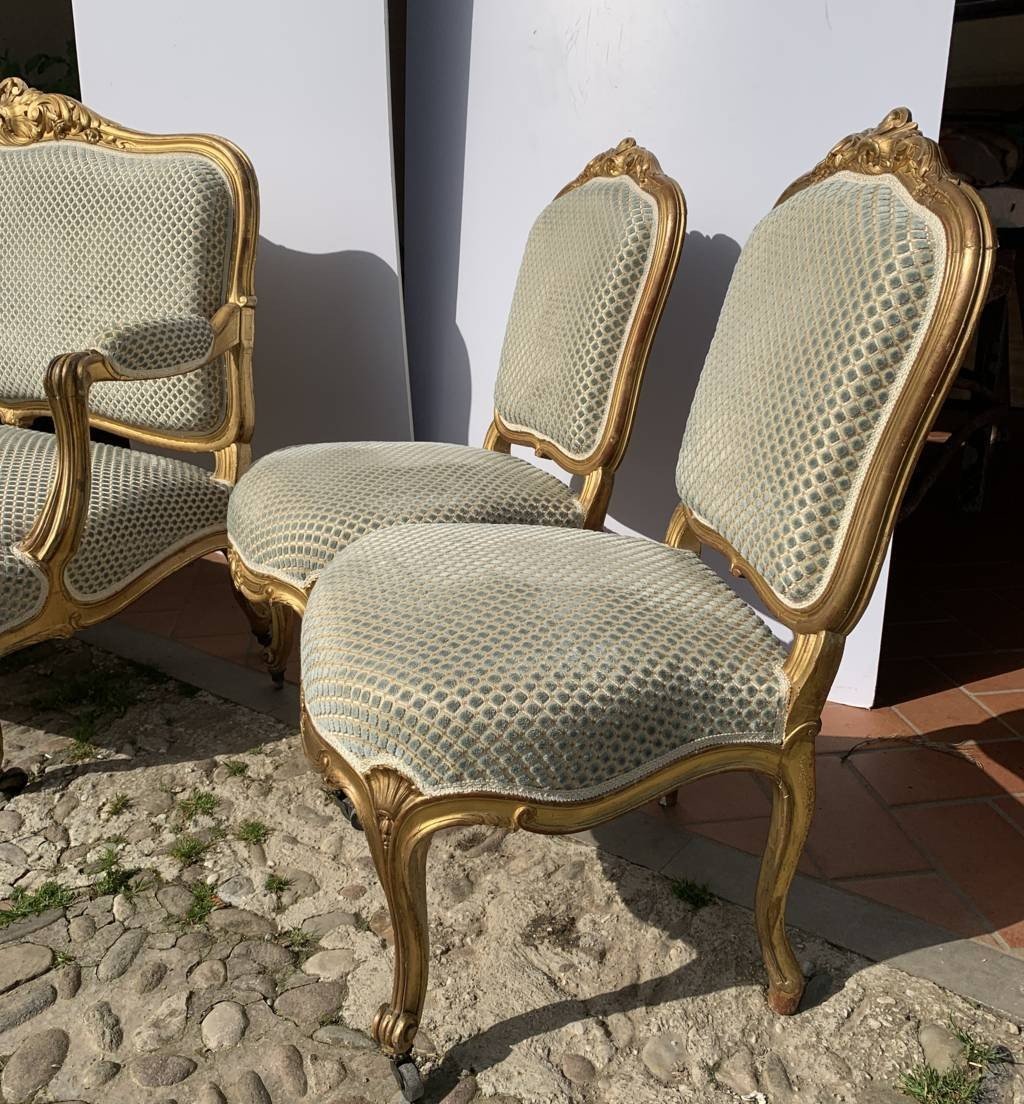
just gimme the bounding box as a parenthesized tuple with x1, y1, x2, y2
(91, 846, 140, 898)
(170, 835, 209, 865)
(178, 790, 218, 821)
(898, 1064, 983, 1104)
(264, 874, 291, 895)
(105, 793, 132, 816)
(236, 820, 269, 845)
(223, 760, 249, 777)
(670, 878, 715, 909)
(185, 882, 218, 925)
(0, 881, 75, 927)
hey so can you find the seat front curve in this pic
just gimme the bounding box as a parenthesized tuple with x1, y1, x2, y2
(227, 441, 585, 591)
(301, 523, 791, 803)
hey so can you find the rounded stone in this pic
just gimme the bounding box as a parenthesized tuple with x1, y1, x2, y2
(307, 1052, 347, 1093)
(190, 958, 228, 988)
(85, 999, 123, 1052)
(440, 1075, 479, 1104)
(0, 980, 57, 1033)
(55, 962, 81, 999)
(266, 1043, 308, 1095)
(97, 928, 146, 981)
(919, 1022, 965, 1074)
(130, 1055, 197, 1088)
(196, 1084, 228, 1104)
(156, 885, 194, 919)
(133, 959, 168, 994)
(1, 1027, 70, 1102)
(273, 979, 346, 1026)
(208, 907, 275, 938)
(0, 942, 53, 993)
(234, 1069, 272, 1104)
(641, 1033, 687, 1083)
(201, 1000, 248, 1050)
(301, 948, 355, 981)
(82, 1059, 121, 1088)
(561, 1053, 596, 1084)
(717, 1046, 758, 1095)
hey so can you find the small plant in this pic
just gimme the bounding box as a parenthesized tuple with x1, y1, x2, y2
(671, 878, 715, 910)
(178, 789, 218, 822)
(237, 820, 270, 845)
(223, 760, 249, 778)
(170, 835, 209, 865)
(105, 793, 132, 816)
(264, 874, 291, 895)
(92, 846, 140, 898)
(53, 949, 77, 968)
(184, 882, 219, 925)
(950, 1020, 1009, 1071)
(177, 682, 200, 699)
(898, 1020, 1009, 1104)
(280, 927, 317, 955)
(353, 912, 371, 933)
(0, 881, 75, 927)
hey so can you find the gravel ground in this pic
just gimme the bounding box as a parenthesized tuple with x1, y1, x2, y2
(0, 638, 1021, 1103)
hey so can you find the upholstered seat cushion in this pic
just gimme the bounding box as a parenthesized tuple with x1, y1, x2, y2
(301, 524, 790, 802)
(0, 424, 230, 634)
(227, 441, 585, 591)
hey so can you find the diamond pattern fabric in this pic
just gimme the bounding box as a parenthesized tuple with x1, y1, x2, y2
(93, 316, 215, 378)
(0, 142, 233, 435)
(228, 441, 584, 591)
(302, 524, 790, 801)
(494, 176, 657, 460)
(0, 424, 230, 633)
(675, 172, 946, 606)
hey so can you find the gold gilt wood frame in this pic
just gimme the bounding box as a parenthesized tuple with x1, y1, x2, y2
(229, 137, 684, 680)
(0, 79, 259, 666)
(298, 109, 994, 1077)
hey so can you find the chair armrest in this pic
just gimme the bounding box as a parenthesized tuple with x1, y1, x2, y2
(89, 303, 240, 379)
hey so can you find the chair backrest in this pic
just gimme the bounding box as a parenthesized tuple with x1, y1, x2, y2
(491, 138, 684, 473)
(0, 79, 257, 448)
(674, 109, 994, 637)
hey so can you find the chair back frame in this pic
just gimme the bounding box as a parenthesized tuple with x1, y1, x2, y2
(0, 78, 259, 479)
(483, 137, 686, 525)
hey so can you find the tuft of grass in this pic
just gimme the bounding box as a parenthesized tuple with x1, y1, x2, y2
(950, 1021, 1010, 1071)
(178, 789, 219, 822)
(223, 760, 249, 778)
(184, 882, 219, 925)
(170, 835, 209, 865)
(898, 1064, 983, 1104)
(237, 820, 269, 845)
(671, 878, 715, 910)
(280, 927, 318, 958)
(264, 874, 291, 895)
(92, 845, 142, 898)
(53, 949, 77, 968)
(105, 793, 132, 816)
(0, 881, 75, 927)
(353, 912, 371, 933)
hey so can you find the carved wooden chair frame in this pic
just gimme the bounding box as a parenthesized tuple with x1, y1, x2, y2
(298, 110, 994, 1088)
(228, 137, 685, 680)
(0, 80, 258, 778)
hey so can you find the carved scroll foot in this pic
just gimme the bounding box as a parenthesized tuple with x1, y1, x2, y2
(263, 601, 294, 686)
(755, 738, 814, 1017)
(0, 725, 28, 798)
(230, 584, 273, 648)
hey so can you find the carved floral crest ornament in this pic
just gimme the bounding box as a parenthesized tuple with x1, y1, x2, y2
(571, 135, 661, 187)
(0, 77, 132, 148)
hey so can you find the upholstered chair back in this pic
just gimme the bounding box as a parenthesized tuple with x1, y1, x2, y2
(493, 174, 659, 462)
(675, 169, 947, 612)
(0, 141, 234, 436)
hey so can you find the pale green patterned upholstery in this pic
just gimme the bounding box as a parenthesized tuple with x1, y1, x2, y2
(0, 425, 230, 634)
(302, 524, 789, 801)
(228, 441, 584, 591)
(493, 177, 657, 460)
(0, 142, 233, 434)
(676, 171, 946, 606)
(93, 316, 215, 378)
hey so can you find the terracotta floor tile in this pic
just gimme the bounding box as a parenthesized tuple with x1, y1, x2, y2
(659, 773, 770, 826)
(992, 795, 1024, 834)
(172, 583, 252, 639)
(123, 567, 198, 614)
(804, 757, 927, 879)
(851, 742, 1024, 805)
(817, 703, 915, 753)
(841, 872, 987, 938)
(685, 816, 822, 878)
(932, 651, 1024, 694)
(895, 803, 1024, 944)
(111, 608, 181, 636)
(973, 691, 1024, 736)
(175, 632, 259, 667)
(893, 685, 1000, 741)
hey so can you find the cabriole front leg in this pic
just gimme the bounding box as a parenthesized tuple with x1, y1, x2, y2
(755, 735, 815, 1015)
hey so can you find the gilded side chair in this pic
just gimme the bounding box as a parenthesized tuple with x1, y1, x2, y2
(296, 110, 994, 1100)
(227, 138, 685, 682)
(0, 79, 258, 792)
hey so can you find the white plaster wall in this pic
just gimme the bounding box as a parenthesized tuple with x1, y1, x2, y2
(72, 0, 412, 457)
(406, 0, 955, 706)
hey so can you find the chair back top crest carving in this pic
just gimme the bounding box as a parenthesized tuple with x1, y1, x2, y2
(492, 137, 685, 474)
(0, 78, 258, 451)
(674, 108, 994, 637)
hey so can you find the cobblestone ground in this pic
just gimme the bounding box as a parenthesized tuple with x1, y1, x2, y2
(0, 639, 1022, 1103)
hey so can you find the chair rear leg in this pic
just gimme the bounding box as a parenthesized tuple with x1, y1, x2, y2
(262, 601, 295, 686)
(755, 738, 815, 1015)
(0, 724, 29, 798)
(231, 584, 274, 647)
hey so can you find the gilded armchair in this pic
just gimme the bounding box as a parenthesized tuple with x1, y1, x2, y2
(227, 138, 684, 681)
(296, 110, 994, 1100)
(0, 79, 258, 792)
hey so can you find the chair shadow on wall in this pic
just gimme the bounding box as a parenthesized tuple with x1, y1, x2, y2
(250, 239, 414, 458)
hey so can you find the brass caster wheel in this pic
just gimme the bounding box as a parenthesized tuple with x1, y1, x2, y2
(329, 789, 363, 832)
(391, 1055, 424, 1102)
(0, 768, 28, 799)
